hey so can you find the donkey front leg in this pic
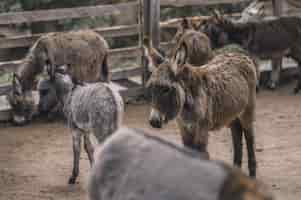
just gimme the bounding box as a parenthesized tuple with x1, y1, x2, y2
(84, 134, 94, 166)
(268, 57, 282, 90)
(69, 130, 82, 184)
(179, 122, 209, 159)
(230, 118, 243, 168)
(243, 126, 257, 177)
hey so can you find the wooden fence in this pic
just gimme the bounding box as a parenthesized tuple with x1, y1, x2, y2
(0, 0, 250, 97)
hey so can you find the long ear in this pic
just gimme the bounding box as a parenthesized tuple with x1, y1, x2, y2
(12, 73, 22, 93)
(143, 37, 166, 72)
(181, 17, 190, 30)
(212, 9, 223, 23)
(46, 63, 56, 81)
(172, 42, 188, 74)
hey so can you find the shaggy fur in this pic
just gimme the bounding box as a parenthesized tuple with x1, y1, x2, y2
(145, 38, 257, 176)
(88, 127, 273, 200)
(172, 18, 213, 66)
(8, 30, 109, 125)
(202, 12, 301, 92)
(173, 17, 260, 90)
(38, 71, 124, 184)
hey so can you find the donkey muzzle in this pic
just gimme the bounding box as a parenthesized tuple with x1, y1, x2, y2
(149, 108, 164, 129)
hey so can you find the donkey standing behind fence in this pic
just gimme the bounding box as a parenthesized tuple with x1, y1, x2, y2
(144, 33, 257, 177)
(38, 67, 124, 184)
(89, 127, 273, 200)
(7, 30, 109, 125)
(202, 11, 301, 93)
(173, 17, 261, 91)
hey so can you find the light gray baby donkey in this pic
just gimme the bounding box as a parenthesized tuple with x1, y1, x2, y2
(38, 67, 124, 184)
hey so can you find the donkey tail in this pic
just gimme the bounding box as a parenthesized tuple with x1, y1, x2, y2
(101, 53, 110, 82)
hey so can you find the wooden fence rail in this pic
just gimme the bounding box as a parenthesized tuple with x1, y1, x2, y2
(0, 2, 139, 25)
(160, 0, 249, 7)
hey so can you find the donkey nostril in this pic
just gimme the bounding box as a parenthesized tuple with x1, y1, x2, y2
(149, 118, 162, 129)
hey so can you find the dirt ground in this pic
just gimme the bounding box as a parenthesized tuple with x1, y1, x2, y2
(1, 83, 301, 200)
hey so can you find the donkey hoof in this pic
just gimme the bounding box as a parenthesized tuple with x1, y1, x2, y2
(267, 82, 276, 90)
(68, 177, 76, 184)
(293, 87, 300, 94)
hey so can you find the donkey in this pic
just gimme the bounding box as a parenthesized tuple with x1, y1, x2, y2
(38, 67, 124, 184)
(7, 30, 109, 125)
(144, 36, 257, 177)
(89, 127, 273, 200)
(172, 18, 214, 66)
(202, 11, 301, 93)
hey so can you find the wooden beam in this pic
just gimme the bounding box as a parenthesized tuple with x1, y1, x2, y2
(0, 66, 142, 95)
(160, 0, 249, 7)
(0, 13, 244, 50)
(0, 24, 139, 49)
(0, 2, 138, 25)
(0, 46, 142, 72)
(111, 66, 142, 80)
(273, 0, 283, 16)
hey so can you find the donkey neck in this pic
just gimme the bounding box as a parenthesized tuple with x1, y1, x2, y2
(17, 56, 40, 91)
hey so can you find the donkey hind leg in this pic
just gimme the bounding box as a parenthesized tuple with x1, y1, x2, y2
(69, 130, 82, 184)
(293, 65, 301, 94)
(268, 57, 282, 90)
(230, 118, 243, 168)
(84, 134, 94, 166)
(243, 126, 257, 177)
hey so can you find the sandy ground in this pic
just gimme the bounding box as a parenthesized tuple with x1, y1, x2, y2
(1, 83, 301, 200)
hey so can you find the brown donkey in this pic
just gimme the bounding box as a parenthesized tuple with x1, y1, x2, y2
(7, 30, 109, 125)
(144, 36, 257, 177)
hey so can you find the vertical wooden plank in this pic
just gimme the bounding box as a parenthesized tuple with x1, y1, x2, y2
(142, 0, 151, 87)
(152, 0, 160, 49)
(273, 0, 283, 16)
(142, 0, 161, 87)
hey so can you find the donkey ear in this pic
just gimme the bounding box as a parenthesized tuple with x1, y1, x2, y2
(173, 42, 188, 66)
(212, 9, 223, 22)
(181, 17, 190, 30)
(12, 73, 23, 94)
(143, 37, 167, 72)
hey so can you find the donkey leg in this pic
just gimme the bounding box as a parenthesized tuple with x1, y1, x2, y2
(292, 61, 301, 94)
(84, 134, 94, 166)
(230, 118, 243, 168)
(194, 127, 209, 159)
(290, 48, 301, 94)
(180, 124, 209, 159)
(69, 130, 82, 184)
(268, 57, 282, 90)
(243, 126, 257, 177)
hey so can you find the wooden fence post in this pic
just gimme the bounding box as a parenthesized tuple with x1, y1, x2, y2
(142, 0, 160, 87)
(271, 0, 283, 85)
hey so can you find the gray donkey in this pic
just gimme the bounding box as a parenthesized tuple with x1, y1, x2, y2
(89, 127, 273, 200)
(38, 67, 124, 184)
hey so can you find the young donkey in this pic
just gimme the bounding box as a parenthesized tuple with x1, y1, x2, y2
(202, 11, 301, 92)
(38, 67, 124, 184)
(7, 30, 109, 125)
(89, 127, 273, 200)
(144, 36, 257, 177)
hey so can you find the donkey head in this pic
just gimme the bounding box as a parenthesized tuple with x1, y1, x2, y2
(173, 17, 207, 43)
(201, 10, 232, 48)
(7, 73, 36, 125)
(38, 65, 74, 117)
(144, 38, 188, 128)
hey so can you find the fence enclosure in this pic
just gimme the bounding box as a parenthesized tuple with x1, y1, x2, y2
(0, 0, 254, 120)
